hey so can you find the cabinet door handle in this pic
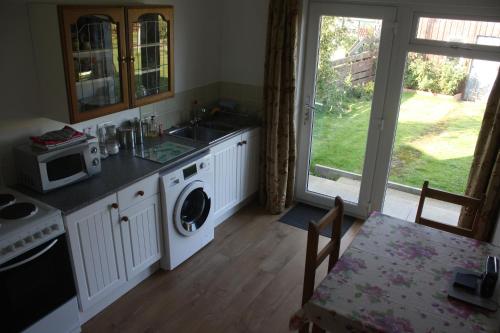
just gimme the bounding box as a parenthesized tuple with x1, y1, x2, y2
(121, 216, 129, 222)
(242, 140, 247, 145)
(111, 203, 119, 209)
(137, 190, 145, 197)
(130, 56, 135, 63)
(237, 142, 243, 146)
(120, 56, 127, 63)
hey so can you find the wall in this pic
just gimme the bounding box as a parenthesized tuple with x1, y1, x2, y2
(219, 0, 268, 115)
(0, 0, 226, 186)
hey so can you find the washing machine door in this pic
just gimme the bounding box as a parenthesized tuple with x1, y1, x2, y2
(173, 180, 211, 237)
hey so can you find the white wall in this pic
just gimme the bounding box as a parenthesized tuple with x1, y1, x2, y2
(0, 3, 42, 120)
(220, 0, 268, 86)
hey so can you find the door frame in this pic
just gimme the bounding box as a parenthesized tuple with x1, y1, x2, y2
(372, 7, 500, 214)
(295, 2, 397, 218)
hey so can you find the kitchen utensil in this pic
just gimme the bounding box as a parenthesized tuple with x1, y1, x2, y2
(118, 127, 135, 149)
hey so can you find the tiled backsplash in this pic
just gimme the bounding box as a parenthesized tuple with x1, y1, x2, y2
(0, 81, 263, 186)
(219, 82, 264, 118)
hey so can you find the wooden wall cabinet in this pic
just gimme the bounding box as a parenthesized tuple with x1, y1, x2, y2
(58, 6, 174, 123)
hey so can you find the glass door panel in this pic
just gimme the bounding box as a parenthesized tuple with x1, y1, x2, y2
(307, 16, 382, 205)
(60, 6, 129, 123)
(296, 3, 396, 217)
(382, 53, 500, 224)
(71, 15, 122, 112)
(128, 7, 173, 107)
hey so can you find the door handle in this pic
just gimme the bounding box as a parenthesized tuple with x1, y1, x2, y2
(304, 96, 316, 125)
(0, 239, 58, 272)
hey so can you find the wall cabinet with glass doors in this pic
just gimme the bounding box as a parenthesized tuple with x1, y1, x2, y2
(58, 6, 174, 123)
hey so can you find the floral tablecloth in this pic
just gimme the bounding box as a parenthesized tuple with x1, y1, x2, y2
(298, 212, 500, 333)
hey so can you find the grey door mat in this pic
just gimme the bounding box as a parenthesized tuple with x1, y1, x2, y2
(278, 203, 355, 237)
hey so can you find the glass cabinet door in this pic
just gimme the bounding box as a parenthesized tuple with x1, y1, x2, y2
(60, 7, 129, 123)
(127, 7, 174, 107)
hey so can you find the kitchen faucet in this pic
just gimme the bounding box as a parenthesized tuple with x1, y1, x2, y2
(190, 107, 208, 126)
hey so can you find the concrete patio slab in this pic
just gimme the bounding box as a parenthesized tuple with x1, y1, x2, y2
(307, 175, 461, 226)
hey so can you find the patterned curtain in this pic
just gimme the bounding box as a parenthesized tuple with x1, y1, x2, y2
(459, 69, 500, 241)
(259, 0, 299, 214)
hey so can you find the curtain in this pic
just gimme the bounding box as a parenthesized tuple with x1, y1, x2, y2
(259, 0, 299, 214)
(459, 69, 500, 241)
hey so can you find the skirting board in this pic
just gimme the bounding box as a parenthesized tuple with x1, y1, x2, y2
(78, 262, 159, 324)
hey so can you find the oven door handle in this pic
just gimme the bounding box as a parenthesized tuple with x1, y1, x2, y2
(0, 239, 58, 272)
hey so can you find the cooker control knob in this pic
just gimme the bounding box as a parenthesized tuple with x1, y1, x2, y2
(43, 228, 51, 235)
(91, 147, 98, 154)
(24, 235, 34, 243)
(51, 224, 59, 231)
(34, 232, 42, 239)
(92, 158, 100, 166)
(2, 245, 14, 254)
(15, 240, 25, 248)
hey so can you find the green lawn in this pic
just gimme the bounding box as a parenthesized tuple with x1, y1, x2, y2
(310, 91, 485, 194)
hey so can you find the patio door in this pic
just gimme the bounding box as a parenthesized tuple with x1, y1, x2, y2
(296, 3, 396, 218)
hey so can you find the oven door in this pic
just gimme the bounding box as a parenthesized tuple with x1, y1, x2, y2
(39, 143, 91, 191)
(0, 234, 77, 333)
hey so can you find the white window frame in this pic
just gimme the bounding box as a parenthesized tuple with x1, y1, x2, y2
(296, 1, 500, 218)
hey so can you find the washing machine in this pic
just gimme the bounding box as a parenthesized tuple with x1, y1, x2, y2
(160, 153, 214, 270)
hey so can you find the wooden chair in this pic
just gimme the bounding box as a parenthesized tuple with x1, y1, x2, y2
(415, 181, 484, 238)
(301, 196, 344, 333)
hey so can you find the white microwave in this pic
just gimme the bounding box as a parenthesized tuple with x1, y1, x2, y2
(14, 137, 101, 192)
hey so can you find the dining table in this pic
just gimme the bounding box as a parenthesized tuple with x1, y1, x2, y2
(291, 211, 500, 333)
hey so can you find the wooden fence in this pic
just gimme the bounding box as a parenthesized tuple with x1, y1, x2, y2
(417, 17, 500, 45)
(331, 50, 377, 85)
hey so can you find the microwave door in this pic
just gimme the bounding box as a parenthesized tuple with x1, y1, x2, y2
(38, 144, 90, 191)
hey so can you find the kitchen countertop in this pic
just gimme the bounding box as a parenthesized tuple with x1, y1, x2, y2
(16, 119, 259, 215)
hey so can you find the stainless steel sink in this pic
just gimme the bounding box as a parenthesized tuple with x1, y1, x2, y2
(169, 125, 232, 143)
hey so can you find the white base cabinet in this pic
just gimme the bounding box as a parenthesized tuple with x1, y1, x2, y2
(212, 128, 260, 225)
(65, 194, 126, 312)
(64, 174, 161, 320)
(120, 194, 162, 280)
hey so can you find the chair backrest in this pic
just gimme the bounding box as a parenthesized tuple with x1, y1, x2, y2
(415, 181, 483, 238)
(302, 196, 344, 306)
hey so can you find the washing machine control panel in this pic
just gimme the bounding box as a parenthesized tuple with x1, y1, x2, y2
(164, 155, 212, 188)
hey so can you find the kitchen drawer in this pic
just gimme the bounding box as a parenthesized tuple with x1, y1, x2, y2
(118, 173, 159, 210)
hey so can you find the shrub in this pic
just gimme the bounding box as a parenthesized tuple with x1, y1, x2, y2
(404, 54, 467, 95)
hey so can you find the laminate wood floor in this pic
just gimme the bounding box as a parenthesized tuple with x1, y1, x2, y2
(82, 201, 363, 333)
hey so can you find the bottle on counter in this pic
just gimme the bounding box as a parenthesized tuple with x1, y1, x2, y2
(104, 125, 119, 155)
(97, 126, 109, 159)
(149, 116, 158, 137)
(133, 117, 144, 145)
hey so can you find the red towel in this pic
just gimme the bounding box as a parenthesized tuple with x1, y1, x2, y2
(30, 126, 85, 146)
